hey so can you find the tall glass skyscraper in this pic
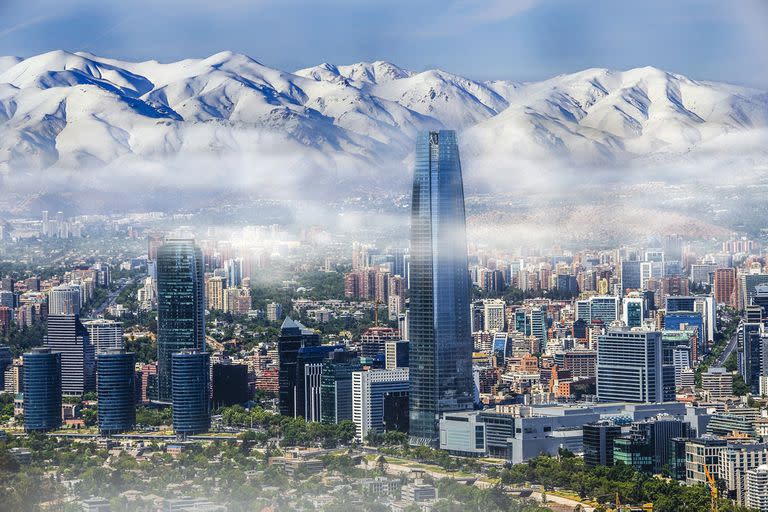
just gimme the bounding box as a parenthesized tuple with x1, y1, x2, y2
(156, 239, 205, 403)
(171, 350, 210, 435)
(96, 349, 136, 435)
(23, 348, 62, 432)
(408, 130, 473, 445)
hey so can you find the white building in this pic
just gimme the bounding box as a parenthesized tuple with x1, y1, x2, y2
(483, 299, 505, 333)
(82, 319, 124, 353)
(48, 284, 82, 315)
(352, 368, 409, 441)
(747, 464, 768, 512)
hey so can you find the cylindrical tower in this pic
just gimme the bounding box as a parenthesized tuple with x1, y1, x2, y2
(171, 350, 210, 435)
(23, 347, 62, 432)
(97, 349, 136, 435)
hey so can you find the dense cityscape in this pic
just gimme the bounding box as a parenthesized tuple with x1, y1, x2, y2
(0, 129, 766, 511)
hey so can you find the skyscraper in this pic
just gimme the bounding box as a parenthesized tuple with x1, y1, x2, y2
(96, 349, 136, 435)
(278, 317, 320, 417)
(171, 350, 210, 435)
(44, 314, 95, 395)
(156, 239, 205, 402)
(596, 329, 675, 403)
(408, 130, 473, 445)
(23, 347, 62, 432)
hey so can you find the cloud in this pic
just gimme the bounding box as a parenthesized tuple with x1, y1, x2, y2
(0, 15, 54, 39)
(422, 0, 541, 36)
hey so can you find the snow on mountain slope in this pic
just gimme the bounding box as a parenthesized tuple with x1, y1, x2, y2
(0, 51, 767, 179)
(463, 66, 768, 168)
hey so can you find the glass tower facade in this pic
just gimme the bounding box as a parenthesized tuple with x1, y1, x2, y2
(96, 349, 136, 435)
(171, 350, 210, 435)
(23, 348, 62, 432)
(156, 239, 205, 403)
(408, 130, 473, 445)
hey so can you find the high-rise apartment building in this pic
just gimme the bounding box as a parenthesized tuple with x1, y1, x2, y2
(714, 268, 737, 306)
(408, 131, 473, 445)
(156, 239, 205, 402)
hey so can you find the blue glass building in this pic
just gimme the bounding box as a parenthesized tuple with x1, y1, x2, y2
(96, 349, 136, 435)
(278, 317, 320, 417)
(23, 347, 62, 432)
(171, 350, 210, 435)
(156, 239, 205, 403)
(408, 130, 473, 445)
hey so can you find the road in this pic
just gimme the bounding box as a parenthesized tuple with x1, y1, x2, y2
(90, 277, 137, 317)
(714, 331, 738, 368)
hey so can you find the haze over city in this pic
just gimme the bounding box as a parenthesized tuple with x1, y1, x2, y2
(2, 2, 768, 512)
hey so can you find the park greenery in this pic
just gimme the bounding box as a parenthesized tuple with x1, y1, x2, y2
(220, 405, 356, 448)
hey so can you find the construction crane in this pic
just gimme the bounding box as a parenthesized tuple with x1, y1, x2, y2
(704, 463, 718, 512)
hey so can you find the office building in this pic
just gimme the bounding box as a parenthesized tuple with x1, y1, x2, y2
(383, 392, 409, 433)
(622, 297, 644, 328)
(583, 421, 622, 467)
(685, 437, 728, 485)
(439, 411, 486, 456)
(613, 416, 691, 474)
(352, 368, 409, 441)
(360, 327, 400, 359)
(621, 260, 641, 293)
(48, 284, 82, 315)
(96, 349, 136, 435)
(588, 296, 619, 325)
(408, 130, 473, 445)
(278, 317, 320, 417)
(22, 348, 62, 432)
(44, 314, 95, 395)
(156, 239, 205, 402)
(320, 352, 361, 424)
(297, 345, 343, 421)
(385, 340, 409, 369)
(211, 363, 248, 408)
(83, 319, 124, 354)
(171, 350, 210, 435)
(597, 329, 674, 403)
(721, 443, 768, 505)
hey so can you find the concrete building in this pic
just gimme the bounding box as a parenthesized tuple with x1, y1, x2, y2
(702, 367, 734, 400)
(83, 319, 124, 354)
(439, 411, 486, 456)
(747, 464, 768, 512)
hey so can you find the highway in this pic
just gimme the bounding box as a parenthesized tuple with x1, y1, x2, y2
(89, 276, 138, 317)
(714, 331, 739, 368)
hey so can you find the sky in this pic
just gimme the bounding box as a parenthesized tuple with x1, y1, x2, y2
(1, 0, 767, 86)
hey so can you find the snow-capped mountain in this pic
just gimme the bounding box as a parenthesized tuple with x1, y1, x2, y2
(1, 49, 767, 178)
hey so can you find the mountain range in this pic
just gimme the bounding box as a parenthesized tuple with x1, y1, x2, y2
(2, 50, 768, 179)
